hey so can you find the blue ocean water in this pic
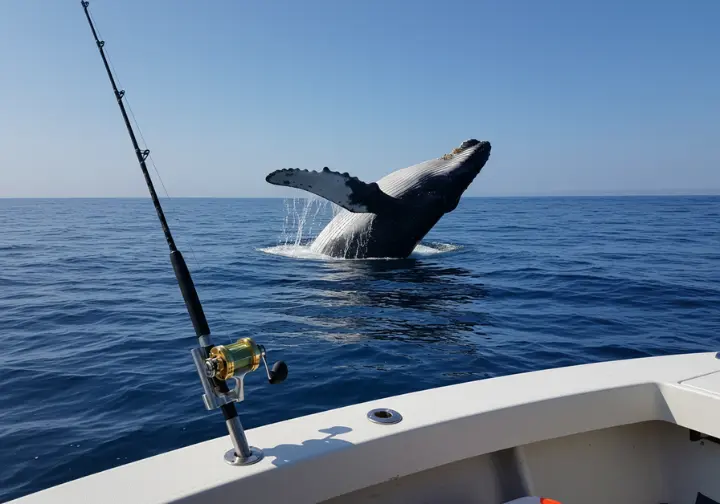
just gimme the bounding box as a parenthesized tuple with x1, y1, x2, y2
(1, 196, 719, 501)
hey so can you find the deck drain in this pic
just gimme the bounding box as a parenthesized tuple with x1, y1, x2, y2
(367, 408, 402, 425)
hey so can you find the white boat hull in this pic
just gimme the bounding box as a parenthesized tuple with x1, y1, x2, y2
(12, 352, 720, 504)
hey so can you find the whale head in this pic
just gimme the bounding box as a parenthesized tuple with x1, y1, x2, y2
(378, 139, 491, 214)
(442, 139, 491, 211)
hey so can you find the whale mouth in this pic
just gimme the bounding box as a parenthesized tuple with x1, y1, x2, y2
(439, 139, 491, 193)
(464, 140, 491, 159)
(259, 242, 463, 261)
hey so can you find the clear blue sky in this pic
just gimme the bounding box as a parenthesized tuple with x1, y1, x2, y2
(1, 0, 718, 197)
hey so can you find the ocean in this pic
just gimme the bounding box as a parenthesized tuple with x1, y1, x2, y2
(1, 196, 719, 501)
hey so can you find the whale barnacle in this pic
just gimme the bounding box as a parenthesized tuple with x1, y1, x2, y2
(451, 139, 481, 156)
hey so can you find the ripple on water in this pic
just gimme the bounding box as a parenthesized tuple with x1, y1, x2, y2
(259, 241, 463, 260)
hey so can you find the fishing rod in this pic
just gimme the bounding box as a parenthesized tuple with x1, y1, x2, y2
(80, 1, 286, 466)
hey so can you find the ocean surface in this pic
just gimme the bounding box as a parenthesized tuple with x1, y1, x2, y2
(1, 196, 719, 501)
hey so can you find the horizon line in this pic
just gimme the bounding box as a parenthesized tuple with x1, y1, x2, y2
(1, 191, 720, 200)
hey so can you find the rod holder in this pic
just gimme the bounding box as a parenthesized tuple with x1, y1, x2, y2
(191, 338, 288, 465)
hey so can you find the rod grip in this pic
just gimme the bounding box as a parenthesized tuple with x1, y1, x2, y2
(170, 250, 211, 337)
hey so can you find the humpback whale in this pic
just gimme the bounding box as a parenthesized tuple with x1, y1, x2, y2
(265, 139, 492, 259)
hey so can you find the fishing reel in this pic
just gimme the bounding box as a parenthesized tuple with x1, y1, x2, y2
(190, 338, 287, 466)
(191, 337, 288, 410)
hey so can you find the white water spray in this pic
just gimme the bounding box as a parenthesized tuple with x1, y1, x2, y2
(261, 199, 461, 260)
(339, 214, 377, 259)
(279, 197, 331, 248)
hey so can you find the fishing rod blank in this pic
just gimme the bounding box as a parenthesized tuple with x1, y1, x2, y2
(80, 0, 286, 466)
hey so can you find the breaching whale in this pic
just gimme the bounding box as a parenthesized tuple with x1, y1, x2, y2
(265, 139, 492, 259)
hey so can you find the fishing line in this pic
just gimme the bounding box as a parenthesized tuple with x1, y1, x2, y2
(86, 5, 236, 342)
(87, 8, 205, 261)
(88, 11, 174, 208)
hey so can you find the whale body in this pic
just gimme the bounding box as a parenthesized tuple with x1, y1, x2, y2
(265, 139, 492, 259)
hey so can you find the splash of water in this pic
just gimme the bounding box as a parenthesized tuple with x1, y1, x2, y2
(340, 214, 376, 259)
(279, 197, 331, 251)
(260, 241, 462, 260)
(262, 198, 462, 260)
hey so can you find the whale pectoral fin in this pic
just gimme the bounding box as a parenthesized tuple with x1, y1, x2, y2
(265, 167, 402, 214)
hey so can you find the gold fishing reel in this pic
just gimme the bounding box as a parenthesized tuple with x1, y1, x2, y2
(206, 338, 262, 380)
(191, 337, 288, 411)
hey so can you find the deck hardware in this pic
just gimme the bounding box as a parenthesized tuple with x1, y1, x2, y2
(689, 429, 720, 446)
(367, 408, 403, 425)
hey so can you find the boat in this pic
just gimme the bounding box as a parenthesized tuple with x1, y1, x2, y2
(12, 351, 720, 503)
(11, 4, 720, 503)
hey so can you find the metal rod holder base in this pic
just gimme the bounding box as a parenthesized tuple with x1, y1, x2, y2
(224, 447, 264, 466)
